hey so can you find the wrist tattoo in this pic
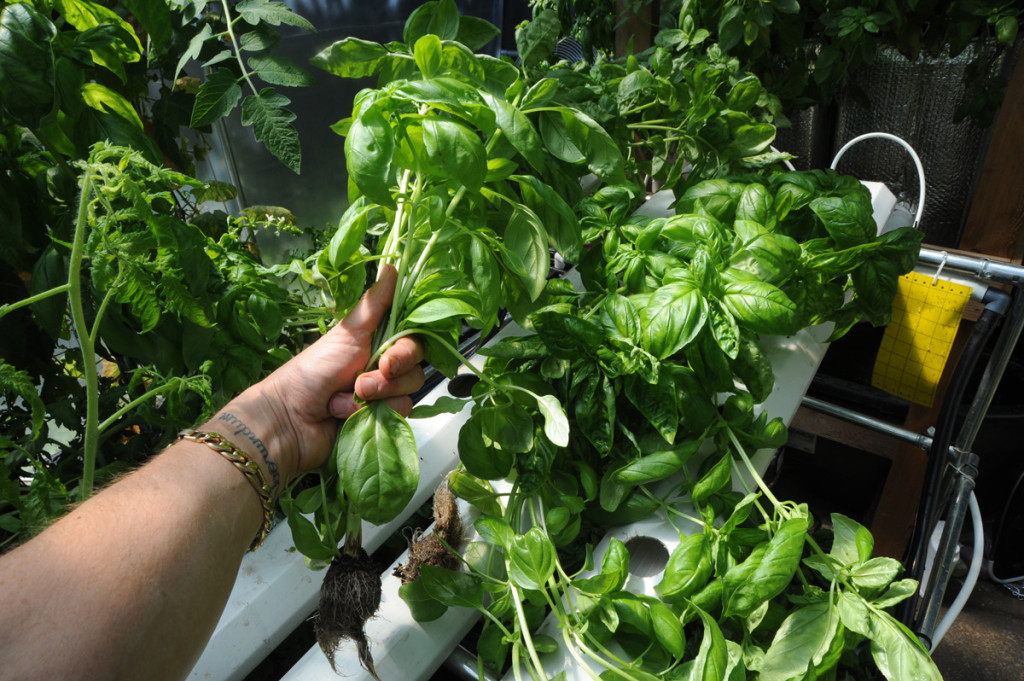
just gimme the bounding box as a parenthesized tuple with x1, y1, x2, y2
(217, 412, 281, 491)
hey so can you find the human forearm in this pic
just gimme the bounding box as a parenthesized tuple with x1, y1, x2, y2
(0, 437, 260, 681)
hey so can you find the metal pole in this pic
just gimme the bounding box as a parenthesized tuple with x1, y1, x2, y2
(915, 448, 980, 645)
(918, 247, 1024, 287)
(799, 395, 935, 452)
(954, 289, 1024, 452)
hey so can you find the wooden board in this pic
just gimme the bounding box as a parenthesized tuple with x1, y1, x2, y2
(958, 51, 1024, 263)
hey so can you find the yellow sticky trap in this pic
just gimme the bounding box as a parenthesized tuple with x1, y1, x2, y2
(872, 271, 973, 407)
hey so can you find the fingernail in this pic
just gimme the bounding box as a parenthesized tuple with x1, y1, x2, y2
(357, 375, 379, 399)
(381, 355, 401, 379)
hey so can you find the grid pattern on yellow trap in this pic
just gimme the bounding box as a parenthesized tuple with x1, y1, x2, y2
(872, 272, 973, 408)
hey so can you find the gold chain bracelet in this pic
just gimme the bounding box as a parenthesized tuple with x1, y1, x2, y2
(178, 429, 275, 551)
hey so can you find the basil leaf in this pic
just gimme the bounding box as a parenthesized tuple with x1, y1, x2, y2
(849, 557, 903, 590)
(624, 372, 679, 443)
(447, 468, 503, 517)
(723, 515, 809, 618)
(656, 532, 713, 602)
(408, 395, 470, 419)
(327, 197, 374, 267)
(574, 538, 629, 594)
(398, 578, 448, 622)
(511, 174, 582, 262)
(830, 513, 874, 566)
(404, 297, 482, 325)
(458, 410, 513, 479)
(613, 441, 701, 487)
(336, 401, 419, 525)
(345, 103, 395, 206)
(313, 37, 396, 78)
(759, 601, 840, 681)
(837, 591, 943, 681)
(501, 207, 549, 301)
(810, 195, 875, 248)
(691, 450, 733, 505)
(735, 183, 775, 228)
(413, 33, 442, 78)
(641, 275, 709, 359)
(508, 527, 556, 591)
(420, 564, 484, 609)
(721, 271, 797, 335)
(421, 117, 486, 192)
(691, 606, 730, 681)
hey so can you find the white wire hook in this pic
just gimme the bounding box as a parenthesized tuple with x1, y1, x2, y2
(830, 132, 927, 231)
(932, 251, 948, 285)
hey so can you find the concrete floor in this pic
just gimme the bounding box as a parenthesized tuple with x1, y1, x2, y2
(931, 579, 1024, 681)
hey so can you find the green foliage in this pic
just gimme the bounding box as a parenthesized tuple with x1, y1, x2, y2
(0, 0, 323, 546)
(176, 0, 316, 172)
(668, 0, 1019, 124)
(0, 142, 313, 544)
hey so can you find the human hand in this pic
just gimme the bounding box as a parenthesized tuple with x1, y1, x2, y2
(209, 265, 424, 488)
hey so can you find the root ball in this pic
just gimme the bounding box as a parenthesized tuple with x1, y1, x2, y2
(316, 549, 383, 679)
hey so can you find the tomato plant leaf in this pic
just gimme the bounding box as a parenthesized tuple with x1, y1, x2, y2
(190, 68, 242, 127)
(515, 8, 559, 68)
(240, 88, 301, 173)
(455, 14, 501, 51)
(247, 52, 316, 87)
(236, 0, 316, 31)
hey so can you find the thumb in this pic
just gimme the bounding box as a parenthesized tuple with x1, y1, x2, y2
(340, 264, 398, 336)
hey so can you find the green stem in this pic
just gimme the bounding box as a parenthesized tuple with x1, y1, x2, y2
(89, 268, 124, 347)
(510, 583, 549, 681)
(0, 284, 71, 321)
(637, 485, 705, 527)
(320, 474, 339, 550)
(222, 0, 262, 97)
(96, 379, 179, 437)
(726, 424, 787, 516)
(574, 634, 650, 681)
(68, 172, 100, 500)
(558, 628, 605, 681)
